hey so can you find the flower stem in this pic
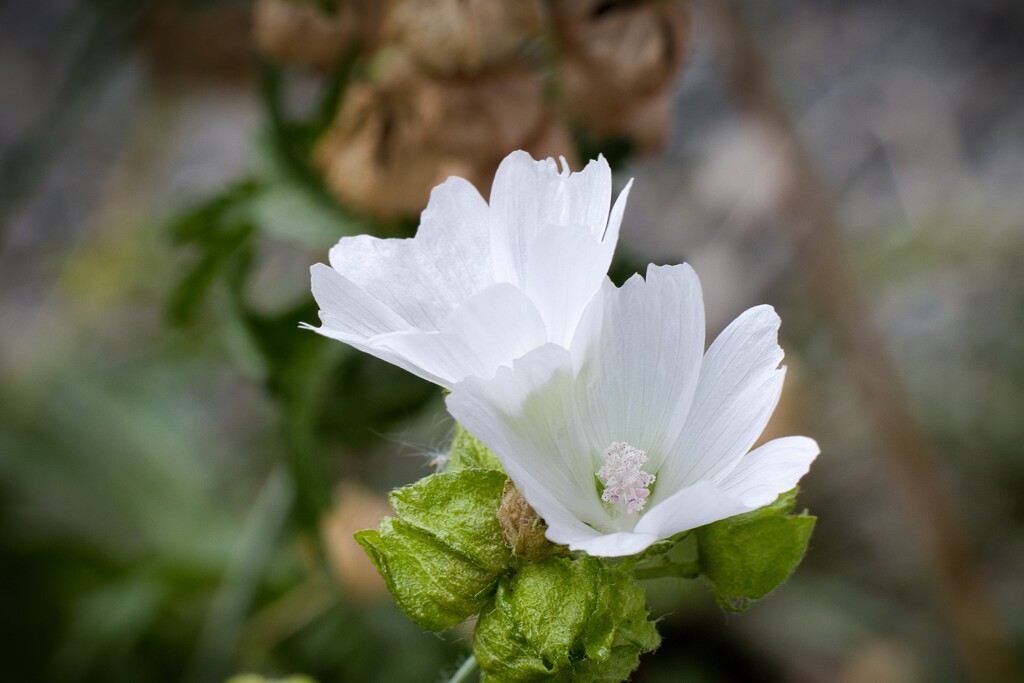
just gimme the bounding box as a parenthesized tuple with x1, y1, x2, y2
(447, 654, 479, 683)
(632, 559, 701, 580)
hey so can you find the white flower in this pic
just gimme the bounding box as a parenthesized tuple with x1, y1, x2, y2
(303, 151, 631, 388)
(446, 264, 819, 557)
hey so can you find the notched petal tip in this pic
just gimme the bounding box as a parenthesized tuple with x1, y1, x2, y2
(582, 153, 611, 174)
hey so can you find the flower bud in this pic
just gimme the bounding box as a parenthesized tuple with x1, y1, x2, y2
(253, 0, 382, 70)
(496, 479, 556, 561)
(385, 0, 544, 75)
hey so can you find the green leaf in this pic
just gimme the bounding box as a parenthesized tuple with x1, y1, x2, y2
(165, 181, 261, 326)
(696, 489, 815, 612)
(446, 424, 503, 472)
(388, 468, 510, 573)
(355, 520, 498, 632)
(168, 179, 263, 245)
(473, 556, 660, 683)
(355, 468, 511, 632)
(168, 223, 253, 326)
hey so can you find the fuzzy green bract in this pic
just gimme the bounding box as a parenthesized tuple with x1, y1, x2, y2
(696, 489, 815, 611)
(474, 555, 660, 682)
(355, 467, 510, 631)
(356, 428, 814, 682)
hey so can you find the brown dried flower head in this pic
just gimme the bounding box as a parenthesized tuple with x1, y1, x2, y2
(552, 0, 692, 97)
(412, 64, 547, 162)
(315, 54, 552, 217)
(314, 80, 440, 219)
(254, 0, 382, 70)
(385, 0, 545, 75)
(314, 64, 497, 219)
(552, 0, 691, 150)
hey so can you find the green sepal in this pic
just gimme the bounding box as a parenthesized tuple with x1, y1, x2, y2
(446, 424, 503, 472)
(388, 467, 510, 572)
(355, 468, 511, 631)
(473, 555, 660, 682)
(696, 489, 815, 612)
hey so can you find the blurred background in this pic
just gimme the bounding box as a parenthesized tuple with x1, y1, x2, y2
(1, 0, 1022, 681)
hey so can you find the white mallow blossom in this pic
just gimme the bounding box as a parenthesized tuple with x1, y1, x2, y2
(446, 264, 819, 557)
(303, 150, 631, 388)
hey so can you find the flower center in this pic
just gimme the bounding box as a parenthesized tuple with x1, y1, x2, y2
(597, 442, 656, 514)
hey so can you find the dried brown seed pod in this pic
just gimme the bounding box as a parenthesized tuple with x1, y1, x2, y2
(316, 51, 553, 217)
(552, 0, 690, 154)
(253, 0, 382, 70)
(551, 0, 692, 98)
(314, 81, 437, 219)
(385, 0, 544, 75)
(314, 75, 495, 219)
(412, 64, 547, 162)
(561, 60, 676, 153)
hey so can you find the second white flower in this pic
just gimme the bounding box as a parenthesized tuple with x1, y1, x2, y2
(447, 264, 819, 557)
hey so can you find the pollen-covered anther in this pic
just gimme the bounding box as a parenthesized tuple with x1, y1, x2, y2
(597, 442, 656, 514)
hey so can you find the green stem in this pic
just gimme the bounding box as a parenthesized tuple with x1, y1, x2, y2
(632, 559, 701, 581)
(447, 654, 479, 683)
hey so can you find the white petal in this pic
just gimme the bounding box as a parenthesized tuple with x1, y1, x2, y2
(488, 152, 622, 289)
(603, 177, 632, 245)
(522, 224, 609, 346)
(308, 263, 411, 338)
(718, 436, 819, 508)
(373, 284, 548, 387)
(501, 464, 606, 547)
(300, 325, 449, 387)
(634, 480, 752, 539)
(505, 463, 661, 558)
(327, 177, 491, 330)
(563, 530, 661, 558)
(446, 345, 609, 529)
(636, 437, 818, 539)
(542, 155, 612, 240)
(488, 151, 551, 285)
(573, 264, 706, 472)
(657, 305, 786, 495)
(417, 176, 494, 295)
(441, 283, 549, 376)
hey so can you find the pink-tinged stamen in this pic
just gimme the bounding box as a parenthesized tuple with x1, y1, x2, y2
(597, 442, 656, 514)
